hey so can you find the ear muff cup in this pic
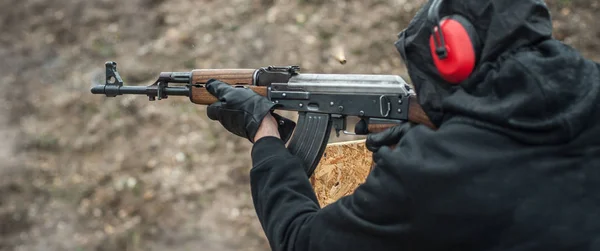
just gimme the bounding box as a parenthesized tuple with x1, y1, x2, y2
(429, 14, 481, 84)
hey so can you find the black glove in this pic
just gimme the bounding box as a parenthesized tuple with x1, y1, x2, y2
(205, 79, 296, 143)
(365, 122, 415, 152)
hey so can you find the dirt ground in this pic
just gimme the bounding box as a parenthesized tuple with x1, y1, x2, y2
(0, 0, 598, 250)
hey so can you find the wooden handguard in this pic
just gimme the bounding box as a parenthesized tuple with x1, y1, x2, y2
(189, 69, 265, 105)
(190, 85, 268, 105)
(191, 68, 255, 85)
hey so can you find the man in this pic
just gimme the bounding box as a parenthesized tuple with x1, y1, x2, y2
(204, 0, 600, 250)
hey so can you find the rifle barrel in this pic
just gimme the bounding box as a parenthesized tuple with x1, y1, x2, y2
(91, 85, 190, 97)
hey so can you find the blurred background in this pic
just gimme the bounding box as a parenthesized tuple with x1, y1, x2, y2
(0, 0, 597, 250)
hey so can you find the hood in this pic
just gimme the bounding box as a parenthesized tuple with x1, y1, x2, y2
(396, 0, 600, 144)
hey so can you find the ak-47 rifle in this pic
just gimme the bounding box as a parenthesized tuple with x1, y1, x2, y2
(91, 61, 435, 176)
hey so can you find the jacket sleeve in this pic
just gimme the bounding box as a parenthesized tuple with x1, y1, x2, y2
(249, 136, 418, 251)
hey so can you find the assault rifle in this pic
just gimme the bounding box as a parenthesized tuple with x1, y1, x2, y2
(91, 61, 434, 175)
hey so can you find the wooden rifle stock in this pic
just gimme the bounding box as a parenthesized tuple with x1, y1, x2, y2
(188, 69, 436, 130)
(367, 98, 434, 131)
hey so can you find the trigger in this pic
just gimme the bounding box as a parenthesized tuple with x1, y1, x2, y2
(331, 114, 347, 138)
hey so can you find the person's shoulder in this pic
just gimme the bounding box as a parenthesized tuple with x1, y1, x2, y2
(387, 116, 522, 178)
(401, 116, 517, 152)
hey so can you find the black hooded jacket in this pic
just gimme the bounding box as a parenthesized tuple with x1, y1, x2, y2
(249, 1, 600, 250)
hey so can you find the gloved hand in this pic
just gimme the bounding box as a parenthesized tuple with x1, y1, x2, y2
(205, 79, 296, 143)
(365, 122, 415, 152)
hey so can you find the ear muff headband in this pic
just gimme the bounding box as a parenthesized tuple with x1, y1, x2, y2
(428, 0, 479, 84)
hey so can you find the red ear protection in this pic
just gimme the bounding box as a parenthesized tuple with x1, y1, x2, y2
(428, 0, 480, 84)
